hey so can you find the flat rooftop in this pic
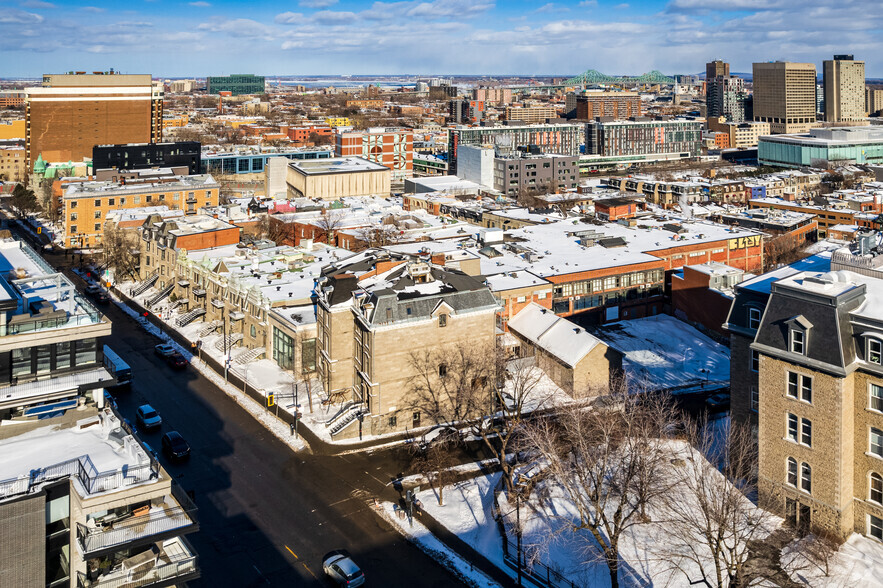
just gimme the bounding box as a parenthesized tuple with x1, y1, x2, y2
(761, 126, 883, 146)
(289, 157, 388, 175)
(0, 407, 158, 502)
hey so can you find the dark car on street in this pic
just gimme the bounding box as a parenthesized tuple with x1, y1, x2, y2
(165, 352, 189, 370)
(161, 431, 191, 460)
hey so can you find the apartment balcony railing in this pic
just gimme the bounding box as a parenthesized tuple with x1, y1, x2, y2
(76, 484, 198, 555)
(76, 537, 198, 588)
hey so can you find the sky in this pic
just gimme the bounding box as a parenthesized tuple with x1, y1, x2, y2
(0, 0, 881, 78)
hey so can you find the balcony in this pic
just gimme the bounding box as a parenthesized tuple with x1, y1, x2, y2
(77, 536, 199, 588)
(77, 484, 198, 557)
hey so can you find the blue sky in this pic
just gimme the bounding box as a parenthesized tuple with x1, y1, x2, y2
(0, 0, 880, 78)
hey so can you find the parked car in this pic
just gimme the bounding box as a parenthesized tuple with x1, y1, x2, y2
(165, 352, 189, 370)
(705, 392, 731, 411)
(95, 293, 110, 305)
(154, 344, 176, 358)
(136, 404, 162, 431)
(161, 431, 191, 460)
(84, 285, 101, 295)
(322, 551, 365, 587)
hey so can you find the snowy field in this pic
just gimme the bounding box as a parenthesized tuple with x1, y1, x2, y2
(783, 533, 883, 587)
(587, 315, 730, 392)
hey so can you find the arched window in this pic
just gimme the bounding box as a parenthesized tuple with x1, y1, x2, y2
(871, 472, 883, 504)
(801, 463, 812, 494)
(787, 457, 798, 486)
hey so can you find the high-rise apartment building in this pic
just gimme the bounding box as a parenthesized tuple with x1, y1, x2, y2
(205, 74, 265, 96)
(706, 59, 730, 81)
(505, 105, 558, 124)
(868, 88, 883, 116)
(823, 55, 866, 122)
(447, 123, 583, 174)
(707, 76, 749, 122)
(574, 92, 641, 120)
(25, 72, 163, 173)
(585, 118, 702, 159)
(472, 86, 513, 105)
(752, 62, 818, 134)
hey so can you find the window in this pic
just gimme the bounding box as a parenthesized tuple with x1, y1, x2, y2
(787, 457, 798, 486)
(438, 363, 447, 377)
(872, 383, 883, 412)
(801, 418, 812, 447)
(94, 199, 101, 207)
(388, 415, 397, 428)
(871, 515, 883, 541)
(250, 325, 256, 338)
(787, 413, 799, 442)
(872, 427, 883, 458)
(36, 345, 51, 375)
(70, 213, 77, 221)
(787, 372, 812, 402)
(146, 195, 152, 203)
(791, 329, 805, 354)
(70, 201, 77, 209)
(12, 347, 32, 378)
(750, 350, 759, 372)
(801, 463, 812, 493)
(871, 472, 883, 504)
(55, 341, 70, 370)
(751, 386, 759, 413)
(74, 338, 97, 366)
(869, 339, 883, 364)
(438, 314, 447, 327)
(94, 224, 100, 231)
(413, 412, 421, 427)
(94, 211, 101, 219)
(70, 225, 77, 233)
(108, 198, 114, 206)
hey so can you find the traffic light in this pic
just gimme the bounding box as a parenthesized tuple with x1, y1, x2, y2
(142, 311, 149, 317)
(267, 393, 275, 407)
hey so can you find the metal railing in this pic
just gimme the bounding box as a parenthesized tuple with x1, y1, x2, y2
(76, 554, 198, 588)
(0, 454, 158, 501)
(76, 485, 197, 554)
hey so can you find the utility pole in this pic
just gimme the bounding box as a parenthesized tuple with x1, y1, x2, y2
(223, 309, 229, 383)
(516, 491, 523, 587)
(294, 382, 299, 438)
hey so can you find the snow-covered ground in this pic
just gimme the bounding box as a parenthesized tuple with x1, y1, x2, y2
(587, 314, 730, 393)
(783, 533, 883, 587)
(414, 441, 779, 588)
(378, 501, 500, 588)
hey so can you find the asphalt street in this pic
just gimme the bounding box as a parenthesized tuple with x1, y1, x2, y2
(101, 293, 466, 587)
(2, 222, 472, 588)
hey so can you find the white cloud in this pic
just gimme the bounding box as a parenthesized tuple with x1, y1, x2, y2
(312, 10, 357, 24)
(20, 0, 55, 9)
(80, 6, 105, 12)
(197, 17, 275, 38)
(0, 10, 43, 23)
(299, 0, 338, 7)
(275, 11, 305, 24)
(189, 1, 211, 7)
(578, 0, 598, 7)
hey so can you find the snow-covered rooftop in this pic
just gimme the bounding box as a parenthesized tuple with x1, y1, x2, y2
(508, 303, 602, 367)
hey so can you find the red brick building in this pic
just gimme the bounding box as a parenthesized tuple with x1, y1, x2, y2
(671, 263, 743, 338)
(334, 128, 413, 180)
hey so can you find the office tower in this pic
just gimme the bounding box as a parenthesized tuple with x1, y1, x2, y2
(823, 55, 866, 122)
(868, 87, 883, 116)
(752, 62, 818, 134)
(706, 59, 729, 81)
(205, 74, 265, 96)
(25, 72, 162, 172)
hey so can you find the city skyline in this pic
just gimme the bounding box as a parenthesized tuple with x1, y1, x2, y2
(0, 0, 880, 78)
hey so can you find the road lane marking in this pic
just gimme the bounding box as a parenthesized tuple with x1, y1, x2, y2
(328, 497, 353, 507)
(285, 545, 298, 560)
(364, 470, 387, 486)
(301, 562, 317, 579)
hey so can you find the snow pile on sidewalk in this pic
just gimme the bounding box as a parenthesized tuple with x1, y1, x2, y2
(378, 501, 499, 588)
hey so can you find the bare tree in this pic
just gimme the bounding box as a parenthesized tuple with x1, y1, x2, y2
(353, 224, 403, 250)
(656, 418, 775, 588)
(102, 224, 141, 283)
(410, 437, 458, 506)
(314, 209, 347, 245)
(406, 343, 496, 428)
(519, 386, 678, 588)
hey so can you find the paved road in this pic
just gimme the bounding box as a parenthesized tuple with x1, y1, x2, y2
(101, 295, 466, 587)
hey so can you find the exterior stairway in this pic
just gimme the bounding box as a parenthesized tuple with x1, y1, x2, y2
(176, 307, 206, 327)
(131, 272, 158, 297)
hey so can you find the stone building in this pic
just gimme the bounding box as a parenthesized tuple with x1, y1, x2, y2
(315, 250, 499, 439)
(726, 242, 883, 540)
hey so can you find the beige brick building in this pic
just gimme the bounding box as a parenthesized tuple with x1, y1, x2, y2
(753, 62, 819, 134)
(315, 250, 499, 439)
(823, 55, 865, 123)
(727, 251, 883, 541)
(286, 157, 391, 200)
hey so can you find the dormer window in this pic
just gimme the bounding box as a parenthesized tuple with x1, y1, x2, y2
(748, 307, 761, 330)
(790, 330, 805, 355)
(869, 338, 883, 365)
(786, 315, 812, 356)
(438, 314, 447, 328)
